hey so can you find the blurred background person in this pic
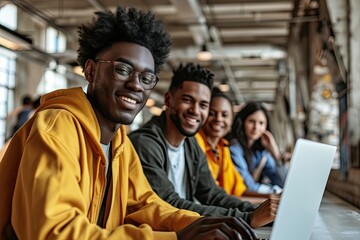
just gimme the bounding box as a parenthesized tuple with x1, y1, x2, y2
(195, 87, 245, 196)
(28, 95, 42, 119)
(195, 88, 269, 204)
(1, 96, 41, 162)
(228, 102, 289, 194)
(9, 95, 33, 137)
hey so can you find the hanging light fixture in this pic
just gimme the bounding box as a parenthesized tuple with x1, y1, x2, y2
(197, 44, 212, 61)
(218, 79, 230, 92)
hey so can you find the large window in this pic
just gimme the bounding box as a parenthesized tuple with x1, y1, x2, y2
(37, 61, 67, 95)
(0, 4, 17, 30)
(45, 27, 66, 53)
(0, 4, 17, 146)
(0, 48, 16, 145)
(0, 4, 71, 147)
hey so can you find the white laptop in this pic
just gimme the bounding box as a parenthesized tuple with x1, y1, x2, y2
(255, 138, 337, 240)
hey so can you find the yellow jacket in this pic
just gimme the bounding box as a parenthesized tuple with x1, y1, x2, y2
(0, 87, 199, 240)
(195, 129, 246, 196)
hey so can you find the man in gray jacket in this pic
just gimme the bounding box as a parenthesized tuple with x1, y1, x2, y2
(130, 63, 279, 228)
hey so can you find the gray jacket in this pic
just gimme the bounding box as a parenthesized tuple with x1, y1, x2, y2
(129, 112, 255, 223)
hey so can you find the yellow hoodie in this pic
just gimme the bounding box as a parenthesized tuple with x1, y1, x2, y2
(0, 87, 199, 240)
(195, 129, 247, 196)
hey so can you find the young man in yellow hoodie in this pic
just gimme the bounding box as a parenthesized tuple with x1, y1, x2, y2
(0, 6, 257, 240)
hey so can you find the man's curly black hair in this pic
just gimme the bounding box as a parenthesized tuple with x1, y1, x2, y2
(77, 6, 172, 73)
(168, 63, 214, 92)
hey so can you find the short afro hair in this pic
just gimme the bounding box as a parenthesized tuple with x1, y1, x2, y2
(168, 63, 214, 92)
(77, 6, 172, 73)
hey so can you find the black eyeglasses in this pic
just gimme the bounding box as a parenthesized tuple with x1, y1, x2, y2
(95, 59, 159, 90)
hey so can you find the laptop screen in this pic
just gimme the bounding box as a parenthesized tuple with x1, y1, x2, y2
(256, 138, 337, 240)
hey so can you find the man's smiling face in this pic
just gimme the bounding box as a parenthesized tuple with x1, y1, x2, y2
(167, 81, 211, 137)
(85, 42, 155, 127)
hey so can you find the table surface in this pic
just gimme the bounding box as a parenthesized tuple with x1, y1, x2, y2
(254, 191, 360, 240)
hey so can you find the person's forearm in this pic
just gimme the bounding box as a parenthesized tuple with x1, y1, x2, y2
(252, 157, 266, 181)
(269, 146, 282, 164)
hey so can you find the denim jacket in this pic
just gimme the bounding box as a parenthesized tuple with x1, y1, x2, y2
(229, 139, 284, 193)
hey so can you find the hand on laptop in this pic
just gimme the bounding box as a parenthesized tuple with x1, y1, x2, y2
(176, 216, 258, 240)
(250, 195, 281, 228)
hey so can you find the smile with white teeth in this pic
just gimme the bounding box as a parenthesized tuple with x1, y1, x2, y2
(120, 96, 136, 104)
(185, 117, 199, 123)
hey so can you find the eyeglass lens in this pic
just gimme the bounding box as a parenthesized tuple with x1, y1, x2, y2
(113, 62, 158, 90)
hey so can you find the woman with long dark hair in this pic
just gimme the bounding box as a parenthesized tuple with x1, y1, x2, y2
(228, 102, 287, 194)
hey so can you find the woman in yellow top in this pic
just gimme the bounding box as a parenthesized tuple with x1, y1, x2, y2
(195, 87, 247, 196)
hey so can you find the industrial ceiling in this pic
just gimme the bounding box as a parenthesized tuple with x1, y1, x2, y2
(6, 0, 319, 107)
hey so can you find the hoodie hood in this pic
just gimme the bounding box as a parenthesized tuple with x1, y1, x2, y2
(37, 87, 101, 145)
